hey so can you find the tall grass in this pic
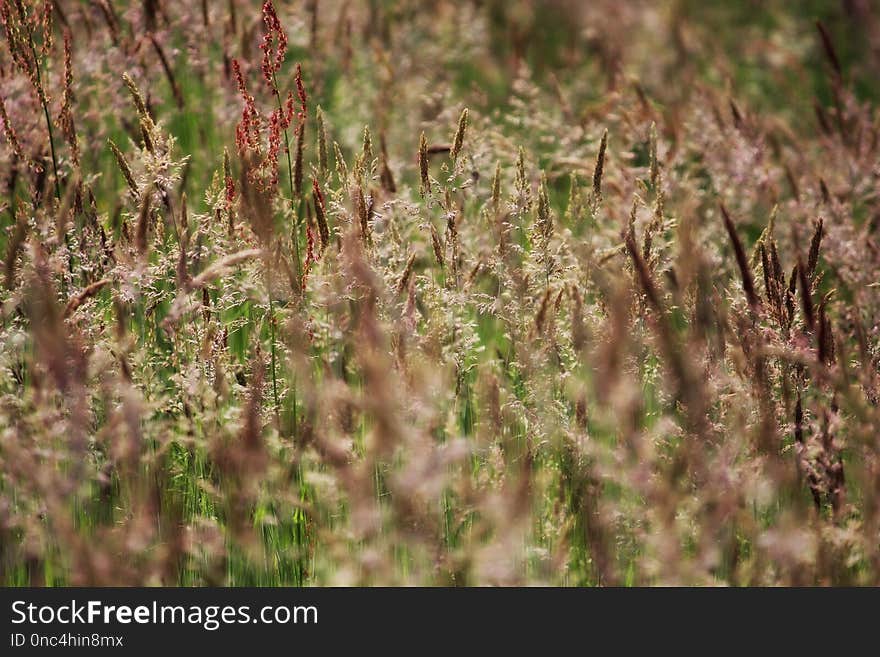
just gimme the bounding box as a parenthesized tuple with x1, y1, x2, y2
(0, 0, 879, 586)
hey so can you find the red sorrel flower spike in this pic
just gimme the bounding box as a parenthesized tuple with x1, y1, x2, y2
(260, 1, 287, 91)
(225, 174, 236, 210)
(283, 91, 296, 132)
(232, 59, 262, 156)
(266, 106, 283, 188)
(232, 58, 248, 96)
(295, 64, 308, 124)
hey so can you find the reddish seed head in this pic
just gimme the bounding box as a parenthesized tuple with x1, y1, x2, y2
(283, 91, 296, 132)
(312, 177, 325, 208)
(266, 107, 284, 188)
(60, 29, 78, 162)
(260, 1, 287, 90)
(295, 64, 307, 123)
(225, 175, 236, 210)
(232, 59, 263, 157)
(0, 94, 25, 160)
(231, 58, 247, 96)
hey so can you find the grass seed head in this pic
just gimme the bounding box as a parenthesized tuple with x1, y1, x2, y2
(450, 107, 468, 163)
(592, 129, 608, 198)
(418, 131, 430, 196)
(316, 105, 329, 175)
(109, 139, 138, 197)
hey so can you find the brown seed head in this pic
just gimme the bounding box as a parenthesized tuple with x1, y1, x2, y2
(450, 107, 468, 163)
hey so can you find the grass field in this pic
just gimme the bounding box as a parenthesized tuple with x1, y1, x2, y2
(1, 0, 880, 586)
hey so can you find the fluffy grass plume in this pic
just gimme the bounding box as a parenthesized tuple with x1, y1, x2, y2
(0, 0, 879, 587)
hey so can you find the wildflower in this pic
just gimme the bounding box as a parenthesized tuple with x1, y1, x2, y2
(260, 1, 287, 91)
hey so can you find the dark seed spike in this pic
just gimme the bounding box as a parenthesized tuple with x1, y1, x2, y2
(720, 204, 758, 307)
(592, 129, 608, 198)
(814, 102, 832, 136)
(819, 178, 831, 205)
(769, 239, 783, 286)
(625, 231, 661, 312)
(807, 217, 824, 277)
(759, 243, 776, 306)
(787, 264, 798, 296)
(785, 264, 798, 327)
(379, 132, 396, 193)
(794, 393, 804, 444)
(816, 21, 842, 78)
(798, 258, 815, 330)
(418, 132, 430, 196)
(818, 301, 834, 365)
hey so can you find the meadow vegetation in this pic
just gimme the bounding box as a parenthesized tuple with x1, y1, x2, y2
(1, 0, 880, 585)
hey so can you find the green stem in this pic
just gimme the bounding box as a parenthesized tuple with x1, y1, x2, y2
(269, 76, 306, 583)
(39, 91, 61, 201)
(268, 293, 280, 422)
(26, 21, 69, 297)
(26, 27, 60, 201)
(271, 74, 303, 291)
